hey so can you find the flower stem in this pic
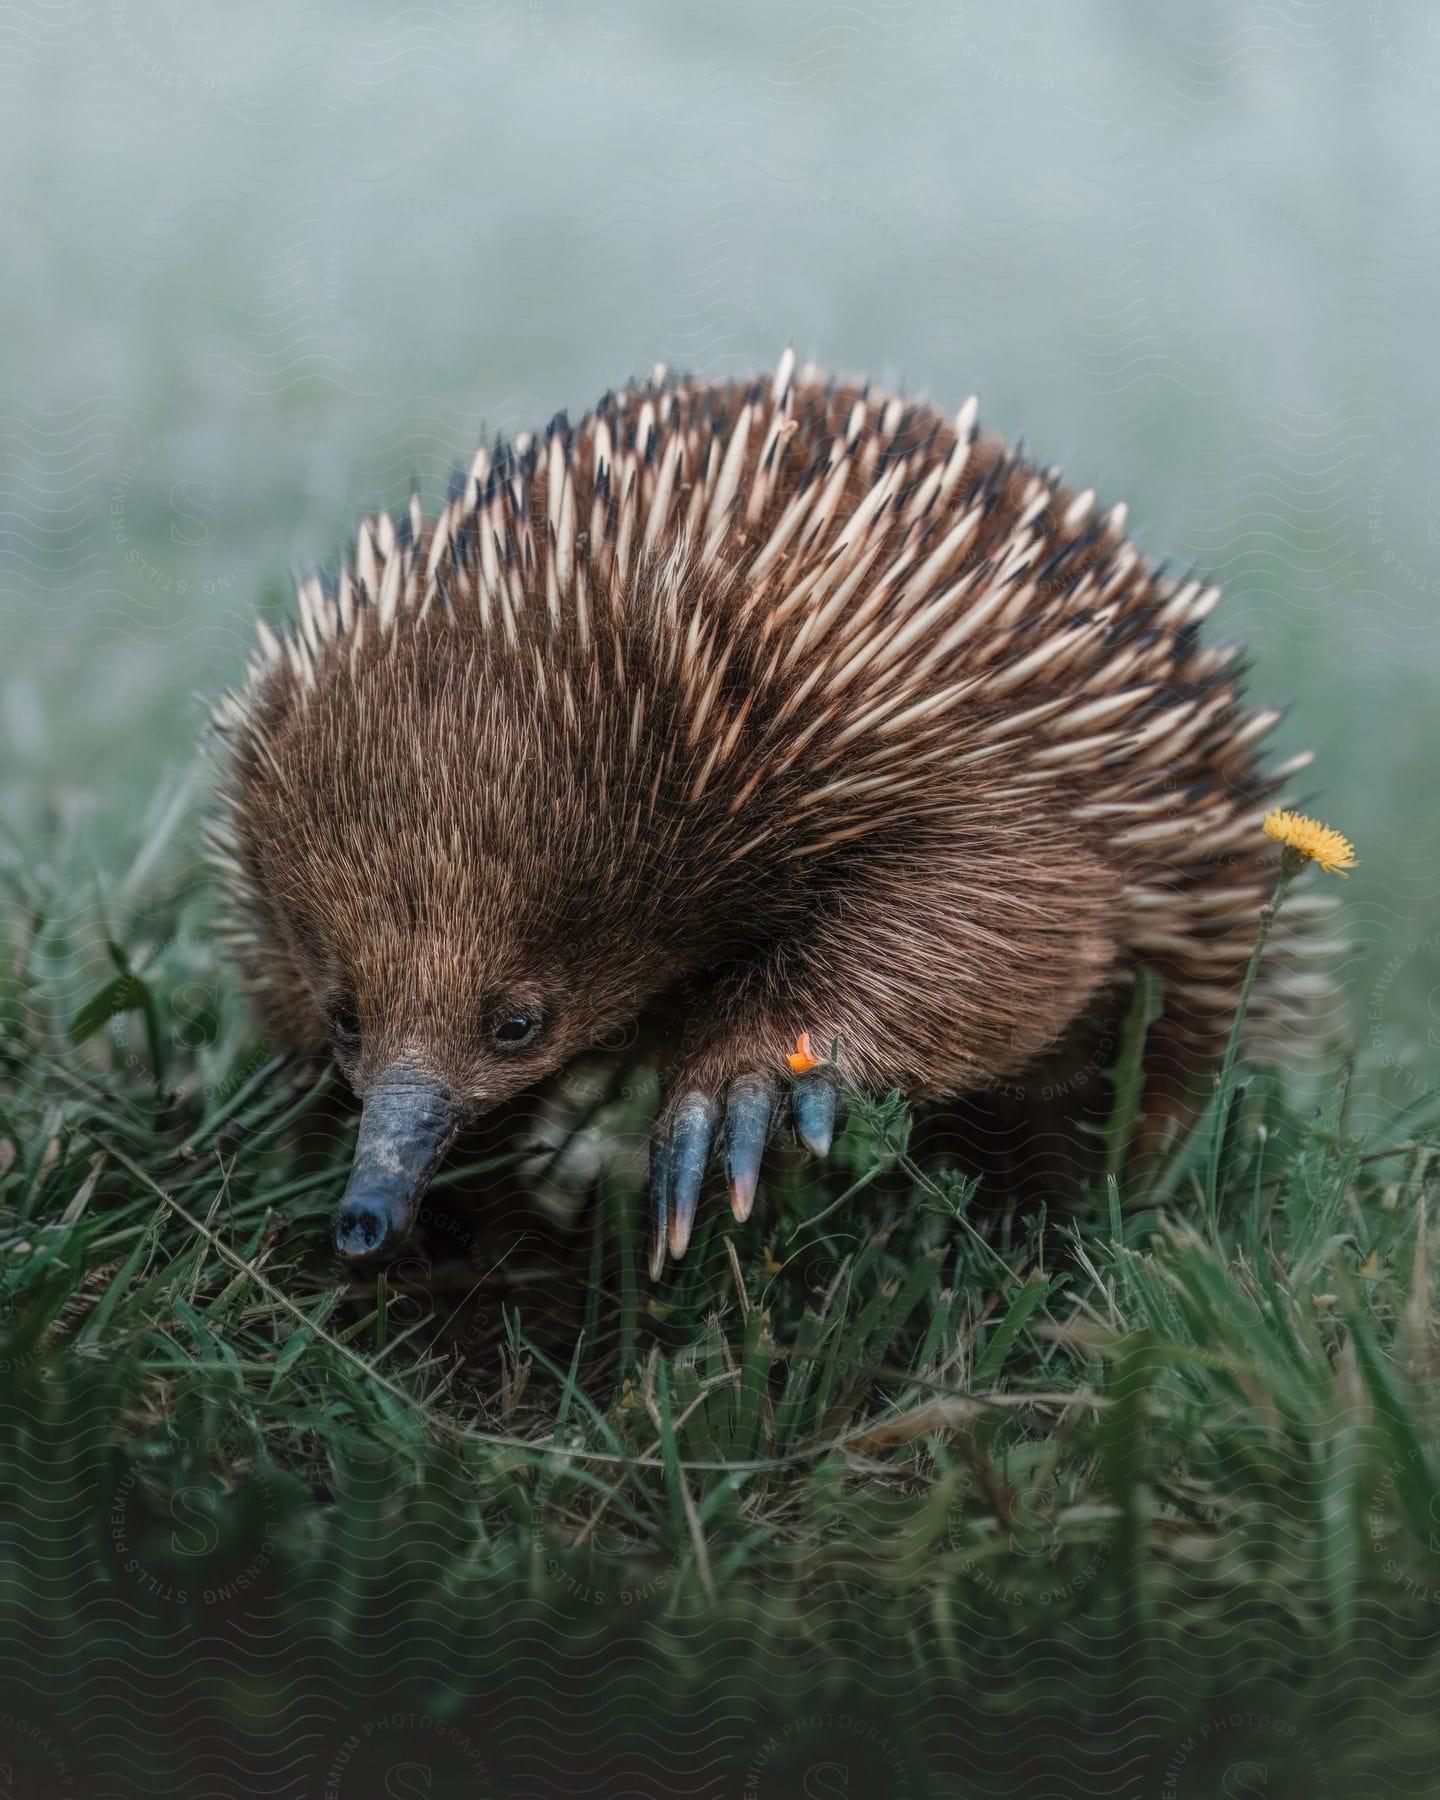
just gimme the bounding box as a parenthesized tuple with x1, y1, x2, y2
(1205, 867, 1296, 1217)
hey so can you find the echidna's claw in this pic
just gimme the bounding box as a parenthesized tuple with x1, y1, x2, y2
(791, 1072, 839, 1158)
(667, 1092, 717, 1262)
(647, 1134, 673, 1280)
(723, 1072, 779, 1223)
(649, 1066, 841, 1276)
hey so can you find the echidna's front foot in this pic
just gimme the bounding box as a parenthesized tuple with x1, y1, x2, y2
(648, 1057, 841, 1278)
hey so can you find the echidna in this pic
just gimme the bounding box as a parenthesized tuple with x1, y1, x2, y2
(209, 351, 1324, 1276)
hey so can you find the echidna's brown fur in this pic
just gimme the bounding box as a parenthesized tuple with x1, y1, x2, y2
(210, 352, 1333, 1189)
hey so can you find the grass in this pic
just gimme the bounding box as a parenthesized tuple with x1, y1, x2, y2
(2, 783, 1440, 1798)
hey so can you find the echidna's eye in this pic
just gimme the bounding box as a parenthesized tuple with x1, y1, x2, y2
(493, 1010, 541, 1051)
(325, 994, 361, 1049)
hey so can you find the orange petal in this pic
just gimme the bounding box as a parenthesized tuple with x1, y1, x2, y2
(787, 1031, 820, 1075)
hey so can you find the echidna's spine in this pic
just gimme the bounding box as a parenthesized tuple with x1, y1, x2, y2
(210, 350, 1336, 1074)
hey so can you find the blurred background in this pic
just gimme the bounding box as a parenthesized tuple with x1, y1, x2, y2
(2, 0, 1437, 1118)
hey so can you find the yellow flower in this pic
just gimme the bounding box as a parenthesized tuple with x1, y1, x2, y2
(1262, 808, 1358, 878)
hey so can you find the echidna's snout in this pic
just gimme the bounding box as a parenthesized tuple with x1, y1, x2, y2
(333, 1065, 460, 1263)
